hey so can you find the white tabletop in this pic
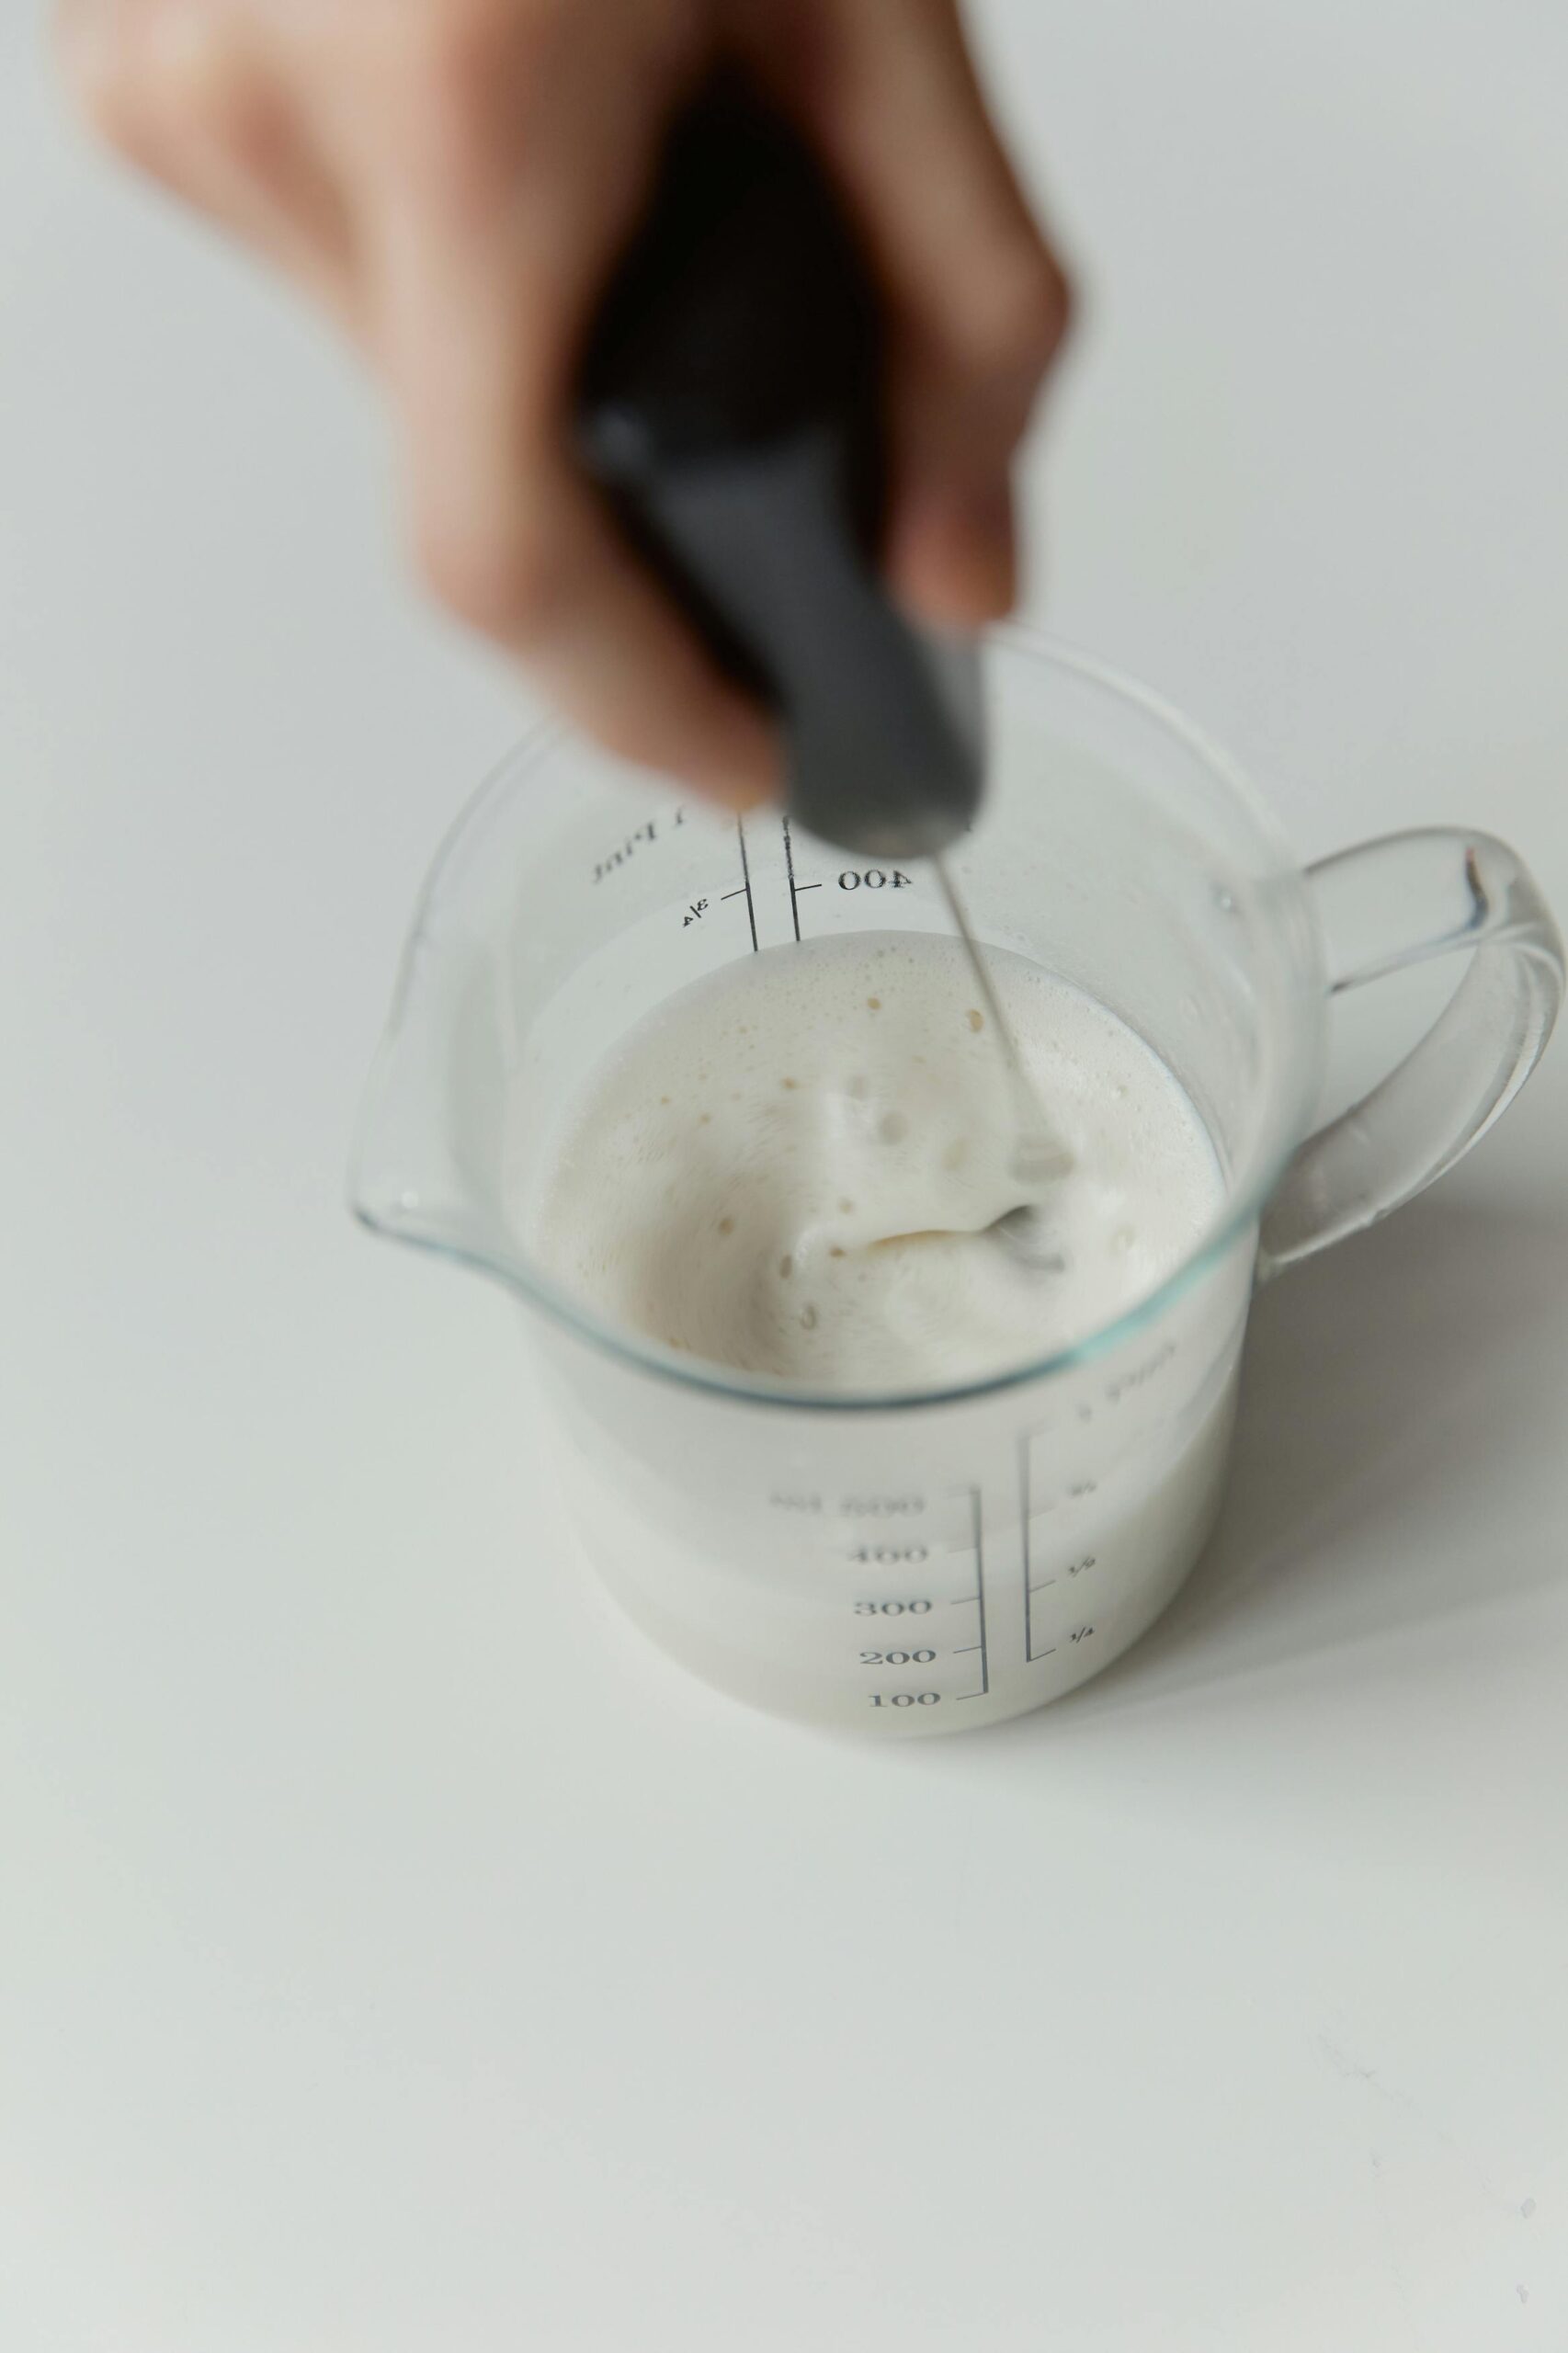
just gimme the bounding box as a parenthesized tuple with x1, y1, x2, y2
(4, 3, 1566, 2347)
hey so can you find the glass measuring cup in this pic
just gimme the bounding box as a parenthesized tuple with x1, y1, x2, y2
(352, 633, 1562, 1733)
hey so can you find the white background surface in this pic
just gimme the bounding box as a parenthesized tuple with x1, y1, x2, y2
(4, 3, 1567, 2346)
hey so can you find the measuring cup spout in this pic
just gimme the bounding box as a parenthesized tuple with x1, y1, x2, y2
(349, 912, 526, 1288)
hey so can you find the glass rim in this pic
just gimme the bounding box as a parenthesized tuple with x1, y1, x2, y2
(354, 626, 1323, 1414)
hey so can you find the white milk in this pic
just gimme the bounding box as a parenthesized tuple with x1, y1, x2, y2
(534, 933, 1223, 1393)
(531, 932, 1250, 1731)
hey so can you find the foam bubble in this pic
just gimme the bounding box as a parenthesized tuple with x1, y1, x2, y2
(532, 934, 1222, 1391)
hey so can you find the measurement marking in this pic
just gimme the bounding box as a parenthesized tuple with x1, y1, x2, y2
(1028, 1579, 1056, 1597)
(1018, 1431, 1038, 1662)
(969, 1484, 989, 1698)
(735, 817, 758, 953)
(954, 1643, 983, 1654)
(782, 813, 802, 941)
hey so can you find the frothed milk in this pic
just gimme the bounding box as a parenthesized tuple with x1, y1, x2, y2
(535, 934, 1222, 1391)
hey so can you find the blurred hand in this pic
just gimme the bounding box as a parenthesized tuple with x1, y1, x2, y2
(58, 0, 1072, 803)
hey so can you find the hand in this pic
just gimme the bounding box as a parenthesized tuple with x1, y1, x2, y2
(58, 0, 1072, 804)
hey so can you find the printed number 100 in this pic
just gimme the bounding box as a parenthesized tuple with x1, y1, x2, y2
(869, 1692, 940, 1709)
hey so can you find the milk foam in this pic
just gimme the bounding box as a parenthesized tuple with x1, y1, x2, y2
(533, 933, 1223, 1392)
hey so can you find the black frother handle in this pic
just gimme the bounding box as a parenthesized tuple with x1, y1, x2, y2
(575, 82, 983, 861)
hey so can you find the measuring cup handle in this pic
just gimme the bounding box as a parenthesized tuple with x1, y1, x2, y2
(1257, 828, 1564, 1279)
